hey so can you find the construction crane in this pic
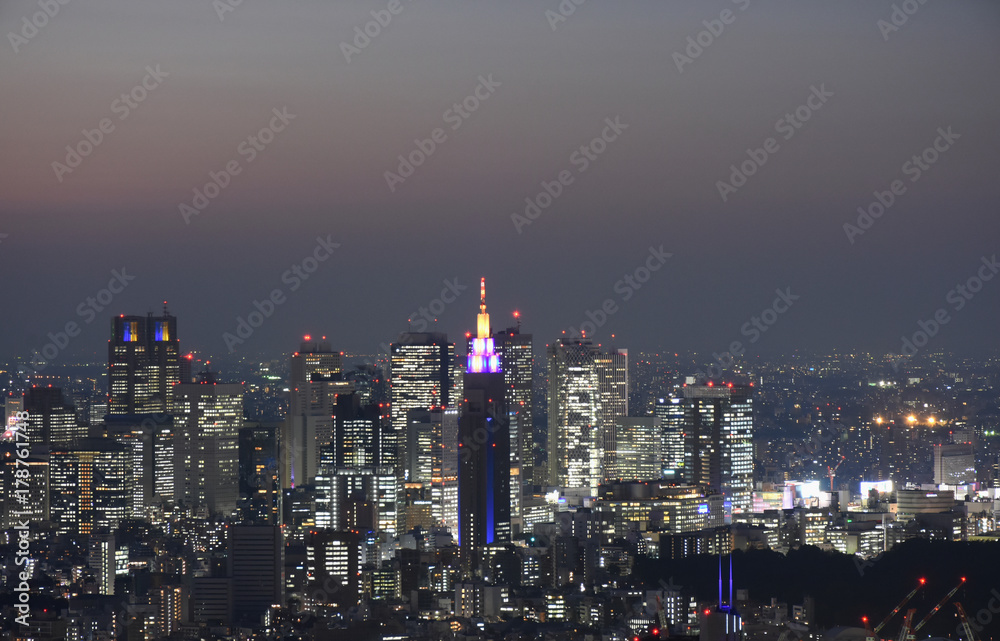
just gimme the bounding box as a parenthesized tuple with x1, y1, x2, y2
(871, 578, 927, 638)
(955, 603, 980, 641)
(895, 609, 917, 641)
(912, 577, 966, 634)
(827, 455, 846, 491)
(654, 595, 668, 637)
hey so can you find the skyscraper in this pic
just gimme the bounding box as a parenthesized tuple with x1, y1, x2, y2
(283, 338, 349, 488)
(389, 332, 455, 481)
(24, 386, 84, 447)
(172, 371, 243, 516)
(595, 348, 628, 476)
(459, 279, 511, 557)
(494, 320, 533, 522)
(49, 438, 131, 535)
(230, 524, 284, 627)
(604, 416, 662, 481)
(239, 422, 281, 525)
(547, 338, 601, 491)
(108, 308, 183, 415)
(654, 395, 686, 478)
(679, 380, 754, 514)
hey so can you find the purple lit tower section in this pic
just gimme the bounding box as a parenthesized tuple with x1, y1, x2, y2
(467, 278, 500, 374)
(458, 279, 510, 568)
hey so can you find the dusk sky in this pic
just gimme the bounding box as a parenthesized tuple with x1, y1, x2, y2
(2, 0, 999, 366)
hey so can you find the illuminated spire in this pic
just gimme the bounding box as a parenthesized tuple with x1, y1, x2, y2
(477, 277, 490, 339)
(468, 277, 499, 373)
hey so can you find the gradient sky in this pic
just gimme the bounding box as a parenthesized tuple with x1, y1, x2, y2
(2, 0, 999, 366)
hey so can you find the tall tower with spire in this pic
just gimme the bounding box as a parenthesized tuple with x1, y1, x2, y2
(459, 279, 511, 570)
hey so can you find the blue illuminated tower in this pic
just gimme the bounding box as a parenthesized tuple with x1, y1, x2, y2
(459, 279, 510, 565)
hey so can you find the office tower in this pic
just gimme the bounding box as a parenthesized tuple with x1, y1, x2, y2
(151, 585, 185, 638)
(283, 338, 349, 488)
(403, 407, 459, 535)
(49, 438, 131, 535)
(0, 444, 48, 527)
(334, 393, 384, 469)
(654, 396, 686, 478)
(89, 530, 118, 595)
(4, 393, 24, 433)
(305, 530, 362, 609)
(605, 416, 663, 481)
(230, 524, 284, 627)
(933, 443, 975, 485)
(315, 464, 398, 535)
(459, 279, 511, 556)
(547, 338, 601, 490)
(680, 381, 754, 514)
(389, 332, 455, 480)
(104, 413, 176, 518)
(495, 320, 533, 508)
(595, 348, 628, 476)
(108, 308, 182, 415)
(239, 422, 281, 524)
(25, 386, 83, 446)
(172, 372, 243, 516)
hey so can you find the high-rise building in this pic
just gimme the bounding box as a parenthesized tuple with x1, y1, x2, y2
(459, 280, 511, 558)
(389, 332, 455, 480)
(596, 348, 628, 477)
(334, 393, 384, 470)
(230, 524, 284, 627)
(679, 380, 754, 514)
(49, 438, 131, 535)
(403, 407, 459, 535)
(172, 372, 243, 516)
(283, 338, 350, 488)
(108, 309, 183, 415)
(24, 386, 83, 447)
(239, 422, 281, 524)
(605, 416, 663, 481)
(315, 464, 398, 535)
(0, 443, 48, 527)
(933, 443, 976, 485)
(547, 338, 601, 490)
(494, 320, 533, 520)
(654, 396, 686, 478)
(305, 529, 362, 610)
(103, 413, 176, 518)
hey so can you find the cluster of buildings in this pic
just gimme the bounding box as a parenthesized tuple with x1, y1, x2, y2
(2, 289, 999, 641)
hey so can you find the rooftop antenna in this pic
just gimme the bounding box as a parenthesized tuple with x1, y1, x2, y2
(163, 300, 169, 315)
